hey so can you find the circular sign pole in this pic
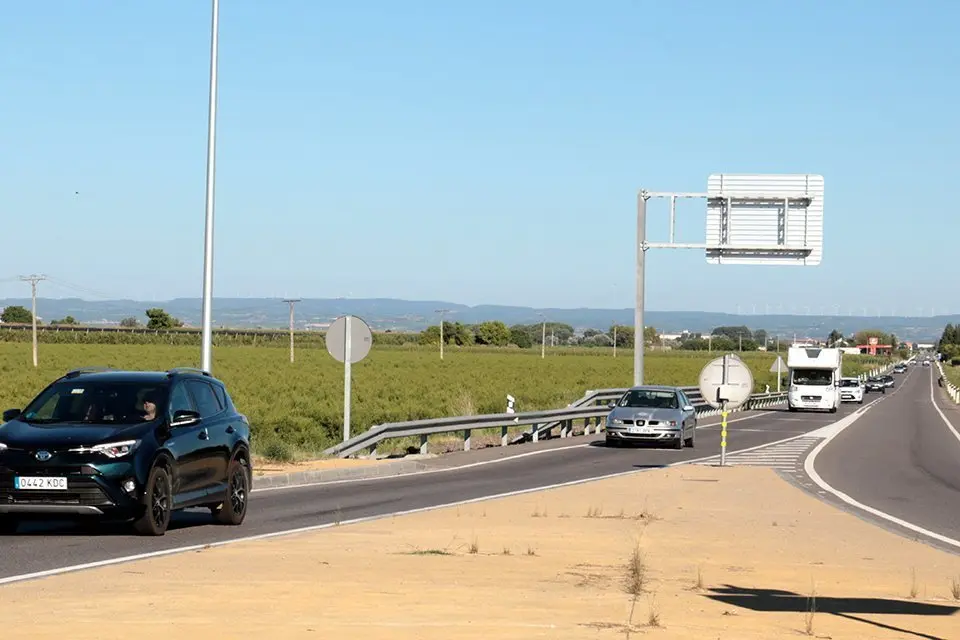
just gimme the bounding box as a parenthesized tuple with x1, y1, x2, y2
(697, 353, 754, 467)
(344, 315, 352, 441)
(721, 356, 729, 466)
(326, 314, 373, 444)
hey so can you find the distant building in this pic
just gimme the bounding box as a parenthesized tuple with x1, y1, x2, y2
(857, 336, 892, 356)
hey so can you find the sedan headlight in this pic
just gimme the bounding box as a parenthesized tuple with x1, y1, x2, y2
(0, 442, 7, 452)
(69, 439, 141, 458)
(609, 418, 624, 425)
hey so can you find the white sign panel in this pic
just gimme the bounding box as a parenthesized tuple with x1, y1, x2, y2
(705, 173, 824, 266)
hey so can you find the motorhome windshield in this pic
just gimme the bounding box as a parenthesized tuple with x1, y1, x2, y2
(791, 368, 834, 386)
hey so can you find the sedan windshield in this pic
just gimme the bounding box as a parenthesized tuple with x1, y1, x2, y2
(618, 389, 679, 409)
(19, 380, 170, 425)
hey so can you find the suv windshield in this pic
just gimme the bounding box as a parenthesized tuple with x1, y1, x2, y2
(791, 368, 833, 386)
(19, 380, 170, 425)
(618, 389, 679, 409)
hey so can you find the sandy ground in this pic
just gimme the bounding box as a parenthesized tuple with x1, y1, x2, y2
(3, 464, 960, 640)
(251, 455, 384, 476)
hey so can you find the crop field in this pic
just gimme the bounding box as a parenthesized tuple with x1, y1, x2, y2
(0, 342, 892, 459)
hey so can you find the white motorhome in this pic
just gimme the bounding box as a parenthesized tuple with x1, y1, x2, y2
(786, 346, 842, 413)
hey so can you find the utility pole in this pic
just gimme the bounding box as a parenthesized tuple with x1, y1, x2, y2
(538, 313, 546, 359)
(435, 309, 450, 359)
(282, 298, 301, 363)
(19, 274, 46, 367)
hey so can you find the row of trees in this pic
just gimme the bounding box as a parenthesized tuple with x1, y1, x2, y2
(417, 321, 658, 349)
(0, 306, 183, 331)
(937, 324, 960, 363)
(414, 322, 914, 355)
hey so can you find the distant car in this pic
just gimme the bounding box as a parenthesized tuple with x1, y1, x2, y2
(881, 374, 895, 388)
(0, 367, 252, 536)
(605, 385, 697, 449)
(839, 377, 864, 404)
(864, 377, 886, 394)
(922, 360, 931, 367)
(893, 364, 907, 374)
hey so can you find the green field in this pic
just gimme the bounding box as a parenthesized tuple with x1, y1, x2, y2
(943, 363, 960, 388)
(0, 343, 892, 458)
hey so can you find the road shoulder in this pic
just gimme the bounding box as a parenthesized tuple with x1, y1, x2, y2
(5, 464, 960, 640)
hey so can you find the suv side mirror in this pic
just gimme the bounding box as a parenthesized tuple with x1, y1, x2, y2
(607, 401, 616, 409)
(170, 409, 201, 428)
(2, 408, 21, 422)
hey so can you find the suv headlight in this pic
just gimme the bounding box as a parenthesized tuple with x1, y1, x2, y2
(0, 442, 7, 452)
(69, 439, 141, 458)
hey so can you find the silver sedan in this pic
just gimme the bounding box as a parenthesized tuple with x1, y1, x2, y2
(604, 385, 698, 449)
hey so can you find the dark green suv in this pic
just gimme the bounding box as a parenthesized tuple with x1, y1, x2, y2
(0, 367, 252, 536)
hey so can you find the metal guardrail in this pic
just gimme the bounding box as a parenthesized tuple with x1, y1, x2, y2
(935, 361, 960, 404)
(324, 387, 789, 459)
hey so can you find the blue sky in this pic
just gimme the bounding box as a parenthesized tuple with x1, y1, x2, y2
(1, 0, 957, 314)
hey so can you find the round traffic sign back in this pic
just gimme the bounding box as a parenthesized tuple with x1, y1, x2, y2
(697, 354, 754, 410)
(325, 315, 373, 364)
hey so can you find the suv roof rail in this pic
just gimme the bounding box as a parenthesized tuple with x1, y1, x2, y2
(166, 367, 212, 377)
(63, 366, 116, 378)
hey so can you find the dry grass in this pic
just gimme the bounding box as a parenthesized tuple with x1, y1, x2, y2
(624, 544, 647, 596)
(803, 585, 817, 636)
(646, 594, 662, 627)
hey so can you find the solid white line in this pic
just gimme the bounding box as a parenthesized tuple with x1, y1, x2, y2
(802, 368, 960, 551)
(0, 411, 827, 587)
(251, 409, 780, 494)
(928, 366, 960, 447)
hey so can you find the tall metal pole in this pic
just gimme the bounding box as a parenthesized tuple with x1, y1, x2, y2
(283, 298, 300, 363)
(200, 0, 220, 374)
(634, 192, 648, 386)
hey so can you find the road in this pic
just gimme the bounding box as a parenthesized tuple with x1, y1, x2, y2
(813, 364, 960, 550)
(0, 402, 861, 582)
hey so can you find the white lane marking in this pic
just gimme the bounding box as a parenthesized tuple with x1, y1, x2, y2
(251, 409, 780, 494)
(803, 368, 960, 551)
(928, 366, 960, 447)
(696, 436, 822, 470)
(0, 412, 827, 587)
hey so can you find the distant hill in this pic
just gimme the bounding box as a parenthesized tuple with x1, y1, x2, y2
(0, 296, 953, 343)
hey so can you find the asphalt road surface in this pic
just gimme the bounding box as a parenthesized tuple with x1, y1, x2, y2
(813, 365, 960, 549)
(0, 403, 860, 581)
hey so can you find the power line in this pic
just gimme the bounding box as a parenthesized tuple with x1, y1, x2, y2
(18, 274, 46, 367)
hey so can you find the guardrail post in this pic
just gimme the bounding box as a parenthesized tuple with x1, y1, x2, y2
(420, 434, 429, 455)
(367, 443, 377, 458)
(463, 429, 471, 451)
